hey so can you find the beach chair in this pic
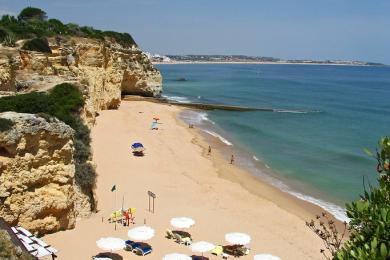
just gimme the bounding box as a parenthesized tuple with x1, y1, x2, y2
(238, 247, 250, 255)
(175, 234, 192, 246)
(212, 245, 223, 256)
(133, 244, 152, 256)
(166, 229, 175, 239)
(125, 240, 137, 251)
(192, 256, 209, 260)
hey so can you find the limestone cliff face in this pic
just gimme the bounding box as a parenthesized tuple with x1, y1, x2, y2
(0, 112, 76, 235)
(0, 36, 162, 234)
(0, 37, 162, 124)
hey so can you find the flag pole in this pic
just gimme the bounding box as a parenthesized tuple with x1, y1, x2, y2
(114, 187, 117, 230)
(122, 194, 124, 211)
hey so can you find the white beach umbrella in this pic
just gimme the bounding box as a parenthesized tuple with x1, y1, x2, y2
(127, 225, 155, 241)
(170, 217, 195, 229)
(190, 241, 215, 253)
(163, 253, 192, 260)
(254, 254, 281, 260)
(96, 237, 126, 251)
(190, 241, 215, 259)
(225, 232, 251, 245)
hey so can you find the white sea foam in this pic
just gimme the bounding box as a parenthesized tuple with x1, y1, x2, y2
(247, 162, 349, 222)
(162, 94, 191, 103)
(276, 109, 322, 114)
(253, 155, 259, 161)
(268, 177, 349, 221)
(287, 191, 350, 222)
(181, 111, 216, 126)
(203, 130, 233, 146)
(275, 109, 308, 114)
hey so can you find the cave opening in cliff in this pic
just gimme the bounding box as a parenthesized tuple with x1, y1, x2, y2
(0, 147, 11, 158)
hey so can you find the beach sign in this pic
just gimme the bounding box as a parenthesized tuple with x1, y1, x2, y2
(147, 191, 156, 213)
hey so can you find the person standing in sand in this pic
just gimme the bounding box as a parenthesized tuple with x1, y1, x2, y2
(230, 154, 235, 164)
(208, 145, 211, 155)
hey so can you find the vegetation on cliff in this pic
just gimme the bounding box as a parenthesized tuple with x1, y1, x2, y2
(308, 137, 390, 259)
(335, 137, 390, 259)
(0, 118, 13, 132)
(0, 7, 137, 48)
(21, 37, 51, 53)
(0, 83, 96, 190)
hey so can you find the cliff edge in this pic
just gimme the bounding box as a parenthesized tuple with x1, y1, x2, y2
(0, 36, 162, 124)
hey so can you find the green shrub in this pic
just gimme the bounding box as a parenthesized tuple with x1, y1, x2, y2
(2, 34, 15, 47)
(335, 137, 390, 259)
(0, 7, 137, 47)
(22, 37, 51, 53)
(75, 163, 96, 188)
(0, 28, 7, 42)
(0, 118, 13, 132)
(18, 7, 47, 22)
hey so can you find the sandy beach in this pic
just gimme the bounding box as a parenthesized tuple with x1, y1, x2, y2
(44, 101, 327, 259)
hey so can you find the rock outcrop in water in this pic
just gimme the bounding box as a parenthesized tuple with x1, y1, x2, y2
(0, 112, 78, 235)
(0, 37, 162, 123)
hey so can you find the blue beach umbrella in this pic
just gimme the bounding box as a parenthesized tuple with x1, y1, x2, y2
(131, 142, 145, 152)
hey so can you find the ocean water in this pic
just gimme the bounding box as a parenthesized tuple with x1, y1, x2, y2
(156, 64, 390, 221)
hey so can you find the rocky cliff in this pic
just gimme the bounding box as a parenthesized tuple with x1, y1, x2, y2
(0, 112, 78, 235)
(0, 36, 162, 235)
(0, 36, 162, 124)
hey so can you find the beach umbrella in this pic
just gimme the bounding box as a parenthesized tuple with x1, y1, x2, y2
(131, 142, 145, 152)
(225, 232, 251, 245)
(254, 254, 281, 260)
(127, 225, 155, 241)
(162, 253, 192, 260)
(190, 241, 215, 259)
(170, 217, 195, 229)
(96, 237, 125, 251)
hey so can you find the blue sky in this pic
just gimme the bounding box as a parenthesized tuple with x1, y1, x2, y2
(1, 0, 389, 63)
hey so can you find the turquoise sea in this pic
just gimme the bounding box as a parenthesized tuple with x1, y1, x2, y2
(156, 64, 390, 221)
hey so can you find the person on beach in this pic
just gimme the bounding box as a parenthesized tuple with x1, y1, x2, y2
(208, 145, 211, 155)
(230, 154, 235, 164)
(124, 211, 130, 226)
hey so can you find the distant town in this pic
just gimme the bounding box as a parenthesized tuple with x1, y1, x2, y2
(144, 53, 384, 66)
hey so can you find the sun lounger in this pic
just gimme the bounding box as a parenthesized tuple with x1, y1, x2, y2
(17, 226, 33, 237)
(31, 236, 49, 247)
(175, 234, 192, 246)
(212, 245, 223, 256)
(125, 240, 138, 251)
(20, 240, 37, 253)
(166, 229, 175, 239)
(133, 244, 152, 256)
(192, 256, 209, 260)
(11, 227, 18, 234)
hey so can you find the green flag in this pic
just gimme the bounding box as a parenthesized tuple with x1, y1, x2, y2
(111, 185, 116, 192)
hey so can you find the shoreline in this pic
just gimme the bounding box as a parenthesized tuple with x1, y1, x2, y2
(153, 61, 376, 66)
(175, 108, 346, 226)
(123, 96, 347, 223)
(44, 100, 331, 259)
